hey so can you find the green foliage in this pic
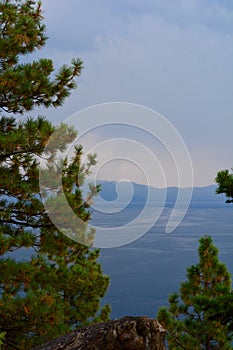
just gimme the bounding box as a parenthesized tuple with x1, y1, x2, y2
(0, 0, 83, 114)
(0, 1, 110, 349)
(157, 236, 233, 349)
(0, 332, 5, 349)
(215, 168, 233, 203)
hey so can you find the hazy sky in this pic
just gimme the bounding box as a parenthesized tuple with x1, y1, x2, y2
(35, 0, 233, 187)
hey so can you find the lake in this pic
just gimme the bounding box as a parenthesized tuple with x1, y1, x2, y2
(7, 200, 233, 321)
(95, 204, 233, 319)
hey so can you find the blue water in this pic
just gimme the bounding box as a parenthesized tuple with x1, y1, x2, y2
(96, 204, 233, 319)
(6, 202, 233, 320)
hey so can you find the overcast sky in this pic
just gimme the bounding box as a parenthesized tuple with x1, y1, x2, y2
(35, 0, 233, 187)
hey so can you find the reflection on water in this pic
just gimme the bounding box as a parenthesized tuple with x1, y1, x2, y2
(5, 203, 233, 319)
(97, 205, 233, 319)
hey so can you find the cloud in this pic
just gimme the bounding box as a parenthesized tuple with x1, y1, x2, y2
(35, 1, 233, 186)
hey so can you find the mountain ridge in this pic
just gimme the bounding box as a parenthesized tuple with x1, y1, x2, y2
(94, 180, 227, 207)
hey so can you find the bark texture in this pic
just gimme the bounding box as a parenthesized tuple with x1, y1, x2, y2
(32, 316, 166, 350)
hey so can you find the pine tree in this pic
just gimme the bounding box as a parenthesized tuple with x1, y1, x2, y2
(157, 236, 233, 350)
(0, 332, 5, 349)
(0, 1, 110, 349)
(215, 168, 233, 203)
(0, 0, 82, 113)
(215, 167, 233, 329)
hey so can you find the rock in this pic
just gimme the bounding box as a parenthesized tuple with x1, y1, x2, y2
(32, 316, 166, 350)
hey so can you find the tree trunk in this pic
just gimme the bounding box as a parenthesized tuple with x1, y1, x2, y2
(32, 316, 166, 350)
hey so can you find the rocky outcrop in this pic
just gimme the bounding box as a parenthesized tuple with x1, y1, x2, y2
(32, 316, 166, 350)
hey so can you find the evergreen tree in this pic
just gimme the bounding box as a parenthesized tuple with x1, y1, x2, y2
(215, 167, 233, 329)
(0, 0, 82, 113)
(0, 1, 110, 349)
(0, 332, 5, 349)
(215, 168, 233, 203)
(157, 236, 233, 349)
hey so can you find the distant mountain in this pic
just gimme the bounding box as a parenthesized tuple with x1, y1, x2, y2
(95, 181, 227, 208)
